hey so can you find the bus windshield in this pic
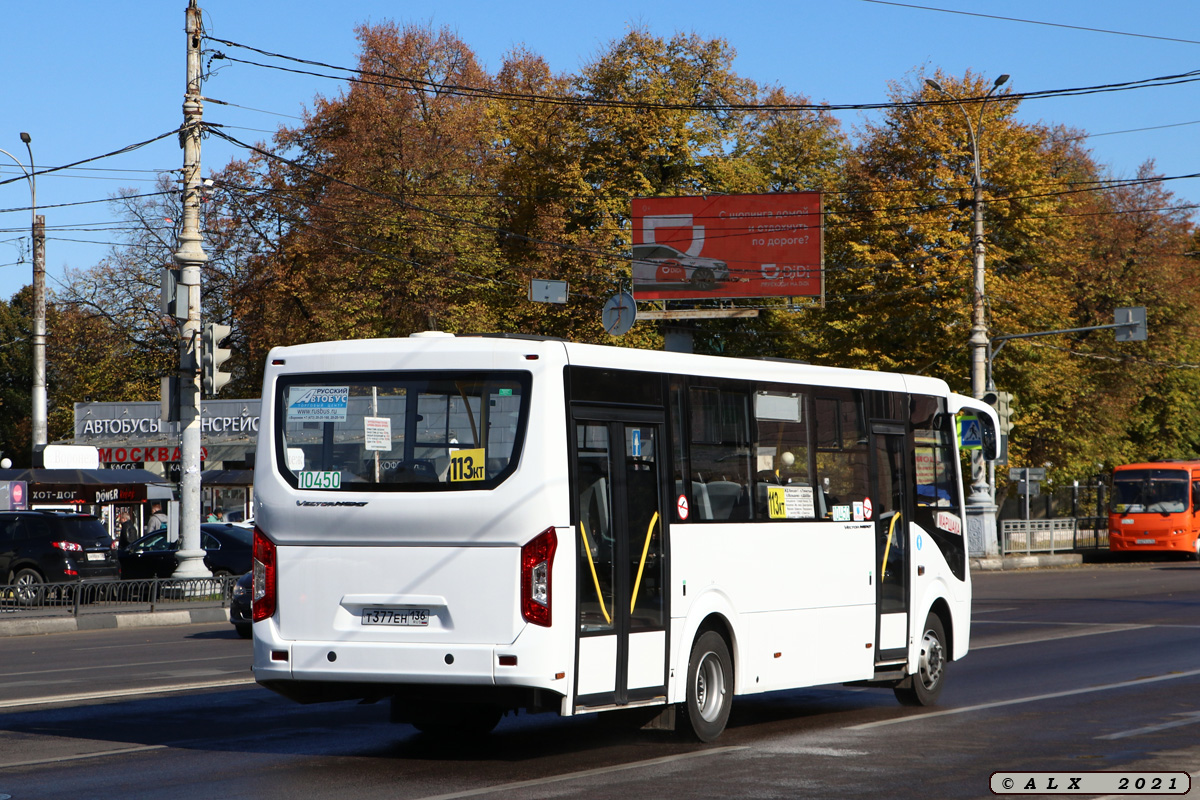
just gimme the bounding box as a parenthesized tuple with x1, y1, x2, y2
(275, 371, 530, 491)
(1111, 469, 1190, 514)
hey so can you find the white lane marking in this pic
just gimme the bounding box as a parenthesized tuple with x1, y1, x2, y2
(0, 654, 247, 680)
(970, 623, 1151, 650)
(408, 746, 750, 800)
(0, 677, 256, 710)
(845, 668, 1200, 731)
(0, 744, 168, 769)
(971, 607, 1018, 614)
(1098, 711, 1200, 740)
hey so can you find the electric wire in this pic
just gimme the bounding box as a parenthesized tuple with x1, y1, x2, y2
(856, 1, 1200, 46)
(203, 35, 1200, 113)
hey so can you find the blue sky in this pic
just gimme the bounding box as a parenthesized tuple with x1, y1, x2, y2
(0, 1, 1196, 302)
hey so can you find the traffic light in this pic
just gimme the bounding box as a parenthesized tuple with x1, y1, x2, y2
(995, 391, 1015, 435)
(982, 390, 1015, 435)
(202, 322, 233, 395)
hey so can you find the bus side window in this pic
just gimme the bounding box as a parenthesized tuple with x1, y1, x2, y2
(753, 388, 811, 521)
(813, 391, 870, 519)
(689, 386, 751, 521)
(1193, 481, 1200, 511)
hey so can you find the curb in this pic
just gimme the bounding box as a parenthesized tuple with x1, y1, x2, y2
(971, 553, 1084, 571)
(0, 607, 229, 637)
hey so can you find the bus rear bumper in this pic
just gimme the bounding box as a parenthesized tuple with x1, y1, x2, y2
(252, 630, 570, 703)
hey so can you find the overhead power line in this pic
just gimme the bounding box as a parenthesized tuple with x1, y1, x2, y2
(0, 130, 181, 191)
(203, 35, 1200, 114)
(857, 1, 1200, 46)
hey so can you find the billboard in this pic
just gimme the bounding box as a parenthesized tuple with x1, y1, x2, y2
(631, 193, 822, 302)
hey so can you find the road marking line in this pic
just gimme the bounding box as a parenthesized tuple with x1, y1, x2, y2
(0, 655, 248, 680)
(408, 746, 750, 800)
(971, 623, 1151, 650)
(0, 744, 168, 768)
(845, 668, 1200, 731)
(1098, 711, 1200, 740)
(0, 677, 256, 710)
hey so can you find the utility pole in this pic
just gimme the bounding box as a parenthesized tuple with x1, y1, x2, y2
(1, 133, 47, 460)
(172, 0, 210, 578)
(926, 74, 1009, 558)
(31, 211, 46, 454)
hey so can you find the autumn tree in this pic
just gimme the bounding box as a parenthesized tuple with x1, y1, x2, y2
(223, 23, 510, 363)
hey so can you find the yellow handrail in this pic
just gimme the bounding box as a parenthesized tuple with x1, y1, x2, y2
(578, 522, 611, 625)
(881, 512, 901, 577)
(630, 511, 660, 614)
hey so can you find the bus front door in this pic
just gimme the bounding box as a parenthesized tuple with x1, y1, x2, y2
(872, 425, 911, 662)
(573, 415, 668, 710)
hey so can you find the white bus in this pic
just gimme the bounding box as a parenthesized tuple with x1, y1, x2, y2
(248, 333, 998, 741)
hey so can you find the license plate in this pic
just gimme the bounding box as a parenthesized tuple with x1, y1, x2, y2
(1136, 538, 1156, 545)
(361, 608, 429, 626)
(86, 552, 106, 562)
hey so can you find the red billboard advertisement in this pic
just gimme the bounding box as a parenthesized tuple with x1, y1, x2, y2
(631, 193, 822, 301)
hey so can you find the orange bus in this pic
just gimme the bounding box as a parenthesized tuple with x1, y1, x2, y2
(1108, 461, 1200, 559)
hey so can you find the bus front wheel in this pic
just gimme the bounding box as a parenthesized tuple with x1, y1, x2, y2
(681, 630, 733, 742)
(894, 613, 946, 707)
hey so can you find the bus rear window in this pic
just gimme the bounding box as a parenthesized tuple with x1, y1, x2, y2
(275, 371, 530, 491)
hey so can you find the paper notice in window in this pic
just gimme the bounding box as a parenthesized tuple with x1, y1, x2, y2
(364, 416, 392, 451)
(768, 485, 816, 519)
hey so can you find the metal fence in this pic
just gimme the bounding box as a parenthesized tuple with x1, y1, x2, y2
(1000, 517, 1109, 555)
(0, 575, 235, 619)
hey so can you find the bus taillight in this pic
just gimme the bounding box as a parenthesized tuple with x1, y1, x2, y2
(520, 527, 557, 627)
(252, 527, 277, 623)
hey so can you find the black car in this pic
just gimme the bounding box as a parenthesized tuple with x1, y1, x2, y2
(230, 571, 252, 638)
(0, 511, 121, 593)
(119, 523, 253, 580)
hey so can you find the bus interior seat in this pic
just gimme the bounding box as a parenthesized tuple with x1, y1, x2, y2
(706, 480, 745, 520)
(579, 471, 611, 546)
(433, 455, 451, 481)
(754, 471, 783, 514)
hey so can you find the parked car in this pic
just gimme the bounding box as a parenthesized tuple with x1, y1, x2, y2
(230, 571, 252, 638)
(631, 243, 730, 291)
(118, 523, 253, 580)
(0, 511, 121, 596)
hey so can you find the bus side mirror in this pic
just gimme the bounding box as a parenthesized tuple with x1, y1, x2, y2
(979, 414, 999, 462)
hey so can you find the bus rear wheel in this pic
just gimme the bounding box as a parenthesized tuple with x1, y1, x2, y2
(894, 614, 946, 707)
(681, 630, 733, 742)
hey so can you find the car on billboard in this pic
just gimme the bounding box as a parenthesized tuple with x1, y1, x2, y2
(631, 244, 730, 291)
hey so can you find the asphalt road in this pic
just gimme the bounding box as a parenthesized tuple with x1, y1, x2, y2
(0, 561, 1197, 799)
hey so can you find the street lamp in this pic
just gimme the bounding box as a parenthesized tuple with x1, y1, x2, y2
(925, 74, 1008, 504)
(0, 133, 47, 459)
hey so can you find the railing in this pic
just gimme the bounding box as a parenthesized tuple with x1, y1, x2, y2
(1000, 517, 1109, 555)
(0, 576, 235, 618)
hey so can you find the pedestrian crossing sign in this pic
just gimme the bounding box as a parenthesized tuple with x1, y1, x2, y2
(958, 415, 983, 450)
